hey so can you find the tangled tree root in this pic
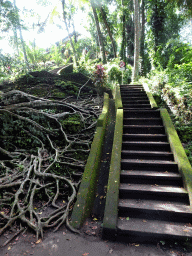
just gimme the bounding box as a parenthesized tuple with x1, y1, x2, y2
(0, 90, 102, 239)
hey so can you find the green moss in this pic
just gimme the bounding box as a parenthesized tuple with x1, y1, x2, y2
(146, 91, 158, 108)
(143, 83, 158, 108)
(50, 163, 75, 176)
(114, 85, 123, 111)
(97, 93, 109, 127)
(71, 93, 109, 229)
(70, 151, 88, 161)
(52, 89, 66, 98)
(54, 80, 78, 96)
(61, 114, 83, 134)
(103, 109, 123, 238)
(30, 87, 49, 97)
(58, 64, 73, 75)
(160, 108, 192, 205)
(71, 127, 104, 228)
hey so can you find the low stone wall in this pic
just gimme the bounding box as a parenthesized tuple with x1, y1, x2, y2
(143, 83, 158, 108)
(112, 84, 123, 111)
(102, 108, 123, 240)
(160, 108, 192, 205)
(102, 84, 124, 240)
(71, 93, 109, 229)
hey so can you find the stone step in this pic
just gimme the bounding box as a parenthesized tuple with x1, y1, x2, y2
(121, 159, 178, 171)
(123, 110, 160, 118)
(120, 85, 144, 89)
(123, 118, 162, 125)
(120, 87, 145, 89)
(121, 150, 174, 161)
(120, 86, 144, 89)
(118, 199, 191, 221)
(121, 87, 145, 89)
(120, 85, 143, 88)
(123, 104, 152, 109)
(120, 87, 144, 89)
(120, 90, 145, 93)
(120, 170, 182, 186)
(110, 84, 192, 243)
(121, 96, 149, 100)
(122, 99, 150, 103)
(120, 84, 143, 88)
(120, 85, 144, 88)
(122, 141, 170, 151)
(123, 125, 165, 134)
(121, 89, 146, 92)
(124, 108, 153, 111)
(117, 218, 192, 242)
(121, 93, 147, 97)
(123, 134, 167, 142)
(119, 183, 189, 203)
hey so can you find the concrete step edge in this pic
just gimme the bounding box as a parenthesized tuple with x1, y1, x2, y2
(117, 218, 192, 239)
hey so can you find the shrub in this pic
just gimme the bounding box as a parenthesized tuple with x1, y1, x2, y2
(185, 142, 192, 165)
(175, 124, 192, 143)
(108, 66, 122, 84)
(123, 65, 132, 84)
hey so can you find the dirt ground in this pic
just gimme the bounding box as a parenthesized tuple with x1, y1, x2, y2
(1, 220, 192, 256)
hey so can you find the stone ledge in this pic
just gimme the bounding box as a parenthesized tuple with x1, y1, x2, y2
(160, 108, 192, 205)
(70, 93, 109, 229)
(102, 108, 123, 239)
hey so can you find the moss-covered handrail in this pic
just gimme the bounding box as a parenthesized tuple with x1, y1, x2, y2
(113, 84, 123, 111)
(102, 108, 123, 239)
(143, 83, 158, 108)
(160, 108, 192, 205)
(102, 83, 124, 239)
(70, 93, 109, 229)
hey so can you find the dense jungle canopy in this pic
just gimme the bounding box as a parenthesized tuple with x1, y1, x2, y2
(0, 0, 192, 240)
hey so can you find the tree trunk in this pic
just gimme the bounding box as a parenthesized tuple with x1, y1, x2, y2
(90, 0, 106, 64)
(100, 6, 117, 58)
(13, 0, 29, 70)
(72, 21, 77, 43)
(18, 26, 30, 71)
(12, 27, 20, 56)
(13, 0, 20, 56)
(140, 0, 145, 76)
(61, 0, 78, 65)
(132, 0, 140, 82)
(120, 0, 126, 64)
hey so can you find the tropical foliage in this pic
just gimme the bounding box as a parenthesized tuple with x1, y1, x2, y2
(0, 0, 192, 240)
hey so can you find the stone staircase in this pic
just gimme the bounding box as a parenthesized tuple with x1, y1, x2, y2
(117, 84, 192, 242)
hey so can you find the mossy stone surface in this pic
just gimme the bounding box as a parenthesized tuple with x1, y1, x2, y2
(143, 83, 158, 108)
(103, 109, 123, 238)
(71, 93, 109, 228)
(114, 85, 123, 111)
(160, 108, 192, 205)
(146, 91, 158, 108)
(58, 64, 73, 75)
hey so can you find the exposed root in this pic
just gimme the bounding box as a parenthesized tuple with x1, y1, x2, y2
(0, 90, 102, 239)
(0, 227, 26, 247)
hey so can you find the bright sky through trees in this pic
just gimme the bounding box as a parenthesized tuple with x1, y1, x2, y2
(1, 0, 191, 55)
(1, 0, 89, 54)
